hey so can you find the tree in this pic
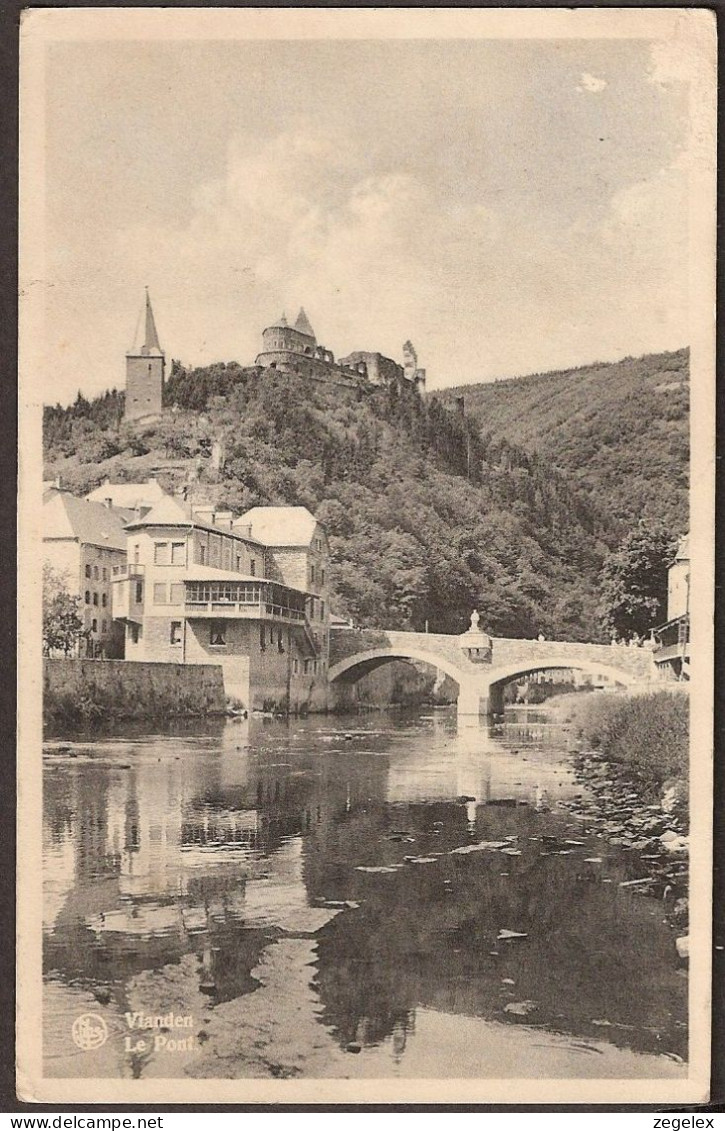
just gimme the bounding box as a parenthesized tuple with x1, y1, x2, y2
(43, 565, 86, 656)
(597, 522, 676, 641)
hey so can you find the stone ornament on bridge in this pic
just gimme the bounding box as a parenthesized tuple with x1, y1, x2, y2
(458, 609, 493, 663)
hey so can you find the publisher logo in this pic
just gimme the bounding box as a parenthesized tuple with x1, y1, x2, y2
(72, 1013, 108, 1051)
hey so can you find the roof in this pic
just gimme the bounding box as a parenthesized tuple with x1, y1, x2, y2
(178, 566, 262, 583)
(294, 308, 315, 339)
(239, 506, 319, 547)
(125, 494, 193, 529)
(124, 494, 265, 544)
(43, 491, 129, 551)
(267, 312, 289, 330)
(86, 479, 166, 509)
(127, 289, 164, 357)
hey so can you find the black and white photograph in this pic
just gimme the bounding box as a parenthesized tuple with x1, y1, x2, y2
(17, 7, 716, 1105)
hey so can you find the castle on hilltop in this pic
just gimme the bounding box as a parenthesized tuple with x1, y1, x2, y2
(255, 308, 426, 391)
(124, 294, 425, 422)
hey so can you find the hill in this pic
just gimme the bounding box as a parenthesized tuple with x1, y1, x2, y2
(440, 349, 689, 535)
(43, 365, 618, 642)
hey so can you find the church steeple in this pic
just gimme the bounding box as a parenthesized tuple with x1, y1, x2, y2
(129, 288, 164, 357)
(143, 288, 162, 353)
(125, 289, 165, 421)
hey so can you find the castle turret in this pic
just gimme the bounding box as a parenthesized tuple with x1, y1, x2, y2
(125, 289, 165, 421)
(403, 340, 426, 389)
(294, 308, 315, 338)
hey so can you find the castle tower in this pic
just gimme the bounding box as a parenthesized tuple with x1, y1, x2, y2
(403, 340, 426, 389)
(125, 289, 165, 421)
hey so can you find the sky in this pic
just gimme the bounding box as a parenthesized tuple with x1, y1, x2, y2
(37, 31, 692, 402)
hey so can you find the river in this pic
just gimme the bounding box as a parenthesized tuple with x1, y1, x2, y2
(42, 708, 687, 1081)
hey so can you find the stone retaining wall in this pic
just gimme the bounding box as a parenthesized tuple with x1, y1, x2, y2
(44, 658, 226, 724)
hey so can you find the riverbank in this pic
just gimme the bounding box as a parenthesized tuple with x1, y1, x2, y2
(547, 689, 689, 934)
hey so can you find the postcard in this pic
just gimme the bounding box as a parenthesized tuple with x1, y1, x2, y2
(17, 6, 716, 1105)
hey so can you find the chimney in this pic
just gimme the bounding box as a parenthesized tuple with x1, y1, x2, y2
(104, 497, 113, 509)
(233, 519, 254, 539)
(214, 510, 233, 530)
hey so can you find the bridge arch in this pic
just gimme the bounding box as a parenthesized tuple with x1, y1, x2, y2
(328, 646, 469, 691)
(485, 656, 641, 701)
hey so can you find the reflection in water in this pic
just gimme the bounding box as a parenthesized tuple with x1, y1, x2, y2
(43, 710, 687, 1077)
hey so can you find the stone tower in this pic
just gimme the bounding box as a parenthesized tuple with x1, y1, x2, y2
(125, 289, 165, 421)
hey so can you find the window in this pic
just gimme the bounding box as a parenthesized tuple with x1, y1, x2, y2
(101, 620, 107, 634)
(293, 659, 299, 675)
(135, 581, 143, 604)
(269, 625, 274, 644)
(309, 597, 315, 620)
(85, 564, 91, 578)
(304, 659, 310, 674)
(278, 628, 284, 653)
(91, 619, 98, 633)
(260, 623, 266, 651)
(320, 600, 325, 620)
(153, 583, 167, 604)
(93, 566, 99, 580)
(130, 624, 139, 644)
(170, 621, 182, 645)
(236, 554, 242, 572)
(321, 569, 326, 586)
(154, 541, 170, 565)
(101, 593, 108, 608)
(102, 568, 108, 581)
(170, 583, 184, 605)
(199, 543, 207, 565)
(250, 559, 256, 577)
(85, 591, 90, 604)
(210, 622, 226, 646)
(313, 660, 318, 675)
(171, 542, 185, 566)
(310, 564, 316, 584)
(93, 592, 99, 606)
(133, 544, 140, 564)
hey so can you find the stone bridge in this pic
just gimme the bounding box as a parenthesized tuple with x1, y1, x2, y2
(328, 627, 667, 716)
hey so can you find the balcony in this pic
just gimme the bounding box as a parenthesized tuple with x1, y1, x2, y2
(183, 580, 307, 624)
(112, 563, 145, 579)
(652, 614, 690, 665)
(112, 568, 145, 623)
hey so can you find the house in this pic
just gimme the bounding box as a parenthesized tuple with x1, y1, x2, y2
(85, 477, 166, 512)
(112, 494, 330, 712)
(42, 489, 129, 657)
(652, 534, 690, 679)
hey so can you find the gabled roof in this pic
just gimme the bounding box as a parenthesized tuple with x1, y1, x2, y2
(124, 494, 266, 544)
(43, 491, 129, 551)
(125, 494, 193, 529)
(86, 479, 166, 510)
(239, 506, 320, 547)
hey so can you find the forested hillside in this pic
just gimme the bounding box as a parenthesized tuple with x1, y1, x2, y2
(441, 349, 689, 534)
(43, 365, 617, 641)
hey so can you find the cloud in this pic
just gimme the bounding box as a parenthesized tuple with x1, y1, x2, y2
(44, 116, 689, 397)
(112, 123, 503, 370)
(577, 73, 607, 94)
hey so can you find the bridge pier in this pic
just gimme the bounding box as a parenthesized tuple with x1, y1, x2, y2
(456, 681, 503, 718)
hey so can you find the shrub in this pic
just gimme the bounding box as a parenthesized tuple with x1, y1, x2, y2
(572, 689, 689, 794)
